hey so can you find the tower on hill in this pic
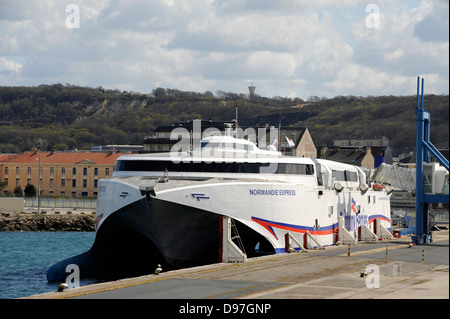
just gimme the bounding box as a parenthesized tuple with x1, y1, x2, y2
(248, 82, 256, 98)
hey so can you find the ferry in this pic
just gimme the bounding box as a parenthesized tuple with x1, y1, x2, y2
(47, 131, 392, 282)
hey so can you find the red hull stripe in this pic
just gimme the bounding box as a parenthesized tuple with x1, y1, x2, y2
(251, 216, 338, 240)
(251, 215, 391, 240)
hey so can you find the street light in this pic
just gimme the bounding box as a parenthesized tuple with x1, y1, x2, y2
(35, 138, 47, 214)
(35, 150, 41, 214)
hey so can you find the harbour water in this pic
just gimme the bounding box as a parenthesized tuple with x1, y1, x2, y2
(0, 231, 96, 299)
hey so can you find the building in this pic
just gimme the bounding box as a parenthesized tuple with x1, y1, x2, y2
(256, 125, 316, 158)
(318, 135, 393, 170)
(248, 83, 256, 98)
(143, 120, 317, 158)
(91, 145, 144, 153)
(316, 145, 392, 170)
(0, 151, 123, 198)
(142, 120, 226, 153)
(334, 136, 389, 148)
(317, 146, 374, 169)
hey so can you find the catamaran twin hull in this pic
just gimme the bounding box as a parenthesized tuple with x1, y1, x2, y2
(47, 174, 391, 282)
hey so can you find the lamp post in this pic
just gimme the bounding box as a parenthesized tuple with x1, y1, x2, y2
(35, 138, 46, 214)
(36, 149, 41, 214)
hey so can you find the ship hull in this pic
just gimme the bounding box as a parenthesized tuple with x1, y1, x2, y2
(48, 178, 391, 282)
(47, 192, 274, 282)
(47, 197, 221, 281)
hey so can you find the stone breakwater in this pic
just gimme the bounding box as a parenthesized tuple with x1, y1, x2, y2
(0, 213, 95, 232)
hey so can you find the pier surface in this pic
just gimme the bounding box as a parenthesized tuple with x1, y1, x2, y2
(25, 230, 448, 300)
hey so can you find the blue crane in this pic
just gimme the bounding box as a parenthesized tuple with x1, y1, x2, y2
(412, 77, 449, 244)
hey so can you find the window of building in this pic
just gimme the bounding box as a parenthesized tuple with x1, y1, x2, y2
(71, 192, 76, 197)
(83, 179, 87, 187)
(73, 167, 76, 175)
(4, 167, 8, 175)
(61, 167, 65, 176)
(50, 167, 54, 175)
(16, 178, 20, 187)
(27, 167, 31, 175)
(50, 179, 54, 188)
(94, 168, 98, 176)
(61, 191, 65, 197)
(83, 167, 87, 175)
(16, 167, 20, 175)
(61, 179, 65, 187)
(105, 168, 110, 176)
(72, 179, 76, 187)
(27, 179, 31, 185)
(94, 180, 98, 188)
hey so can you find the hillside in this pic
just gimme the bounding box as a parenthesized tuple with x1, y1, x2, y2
(0, 84, 448, 154)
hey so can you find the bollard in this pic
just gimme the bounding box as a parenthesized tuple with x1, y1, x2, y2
(347, 245, 351, 257)
(422, 250, 424, 263)
(386, 246, 388, 261)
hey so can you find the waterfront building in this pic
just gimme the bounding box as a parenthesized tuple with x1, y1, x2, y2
(0, 151, 122, 198)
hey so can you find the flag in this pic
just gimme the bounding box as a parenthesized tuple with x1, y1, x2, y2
(351, 198, 357, 213)
(285, 136, 295, 148)
(270, 138, 278, 148)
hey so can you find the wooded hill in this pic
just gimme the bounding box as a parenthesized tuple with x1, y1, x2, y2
(0, 84, 448, 154)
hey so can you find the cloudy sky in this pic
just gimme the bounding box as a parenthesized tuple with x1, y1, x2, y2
(0, 0, 448, 99)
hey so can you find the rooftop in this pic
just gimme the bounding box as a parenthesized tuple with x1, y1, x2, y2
(1, 151, 123, 165)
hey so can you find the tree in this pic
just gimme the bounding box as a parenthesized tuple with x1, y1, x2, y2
(53, 143, 69, 151)
(153, 87, 166, 97)
(0, 180, 7, 192)
(13, 186, 23, 197)
(73, 129, 96, 147)
(24, 184, 37, 197)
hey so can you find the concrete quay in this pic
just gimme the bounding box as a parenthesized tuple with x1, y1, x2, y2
(25, 230, 448, 300)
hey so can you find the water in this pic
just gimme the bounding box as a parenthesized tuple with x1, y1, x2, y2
(0, 231, 96, 299)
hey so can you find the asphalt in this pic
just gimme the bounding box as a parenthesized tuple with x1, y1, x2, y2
(24, 230, 449, 300)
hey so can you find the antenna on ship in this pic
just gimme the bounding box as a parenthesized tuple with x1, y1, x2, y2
(278, 119, 281, 152)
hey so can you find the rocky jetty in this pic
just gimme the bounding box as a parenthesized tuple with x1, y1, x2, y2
(0, 213, 95, 232)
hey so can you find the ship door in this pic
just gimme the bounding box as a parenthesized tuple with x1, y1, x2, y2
(315, 163, 323, 186)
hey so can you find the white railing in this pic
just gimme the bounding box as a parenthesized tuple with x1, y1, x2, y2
(24, 197, 96, 209)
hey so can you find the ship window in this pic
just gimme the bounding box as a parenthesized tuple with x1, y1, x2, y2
(333, 170, 346, 181)
(333, 170, 358, 182)
(201, 142, 220, 149)
(345, 171, 358, 182)
(114, 160, 314, 175)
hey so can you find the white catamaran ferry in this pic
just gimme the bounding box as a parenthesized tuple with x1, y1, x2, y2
(47, 132, 392, 282)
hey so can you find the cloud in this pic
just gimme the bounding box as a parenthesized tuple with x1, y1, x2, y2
(0, 0, 448, 98)
(0, 57, 23, 74)
(413, 0, 449, 43)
